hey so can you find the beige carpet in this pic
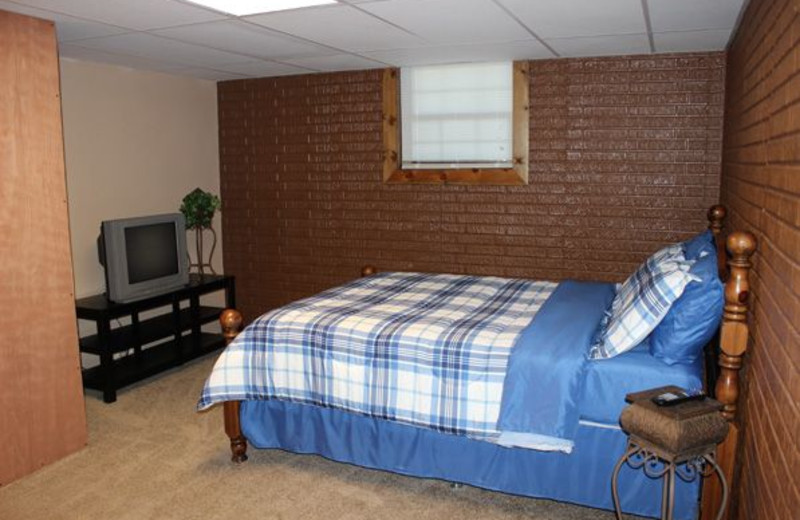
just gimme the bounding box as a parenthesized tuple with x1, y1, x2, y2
(0, 355, 624, 520)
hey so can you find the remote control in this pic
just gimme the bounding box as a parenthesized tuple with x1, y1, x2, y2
(651, 390, 706, 407)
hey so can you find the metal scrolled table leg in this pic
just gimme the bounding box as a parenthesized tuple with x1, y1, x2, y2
(665, 463, 676, 520)
(703, 454, 729, 520)
(611, 443, 639, 520)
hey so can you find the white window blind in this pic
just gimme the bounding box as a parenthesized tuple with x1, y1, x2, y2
(400, 62, 513, 169)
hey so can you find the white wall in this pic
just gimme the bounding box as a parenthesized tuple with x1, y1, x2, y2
(59, 59, 222, 299)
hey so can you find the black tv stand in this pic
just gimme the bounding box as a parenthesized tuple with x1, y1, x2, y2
(75, 274, 235, 403)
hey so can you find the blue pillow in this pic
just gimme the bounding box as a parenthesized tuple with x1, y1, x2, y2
(650, 241, 723, 365)
(683, 229, 715, 260)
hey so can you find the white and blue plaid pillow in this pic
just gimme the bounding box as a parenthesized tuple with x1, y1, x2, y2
(590, 244, 696, 360)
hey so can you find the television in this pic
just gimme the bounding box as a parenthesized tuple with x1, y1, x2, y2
(98, 213, 190, 303)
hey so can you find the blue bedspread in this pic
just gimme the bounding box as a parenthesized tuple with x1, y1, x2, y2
(198, 273, 614, 452)
(497, 280, 616, 452)
(199, 272, 559, 447)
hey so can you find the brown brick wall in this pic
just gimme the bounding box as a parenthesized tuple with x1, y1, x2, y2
(722, 0, 800, 518)
(218, 53, 725, 321)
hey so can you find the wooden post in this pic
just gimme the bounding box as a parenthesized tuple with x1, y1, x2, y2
(717, 232, 756, 420)
(223, 401, 247, 463)
(704, 205, 727, 392)
(219, 309, 247, 463)
(707, 205, 727, 279)
(701, 231, 756, 520)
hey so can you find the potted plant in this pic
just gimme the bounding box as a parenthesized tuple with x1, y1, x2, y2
(180, 188, 221, 275)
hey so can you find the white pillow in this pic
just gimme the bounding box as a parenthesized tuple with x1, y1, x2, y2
(590, 244, 695, 359)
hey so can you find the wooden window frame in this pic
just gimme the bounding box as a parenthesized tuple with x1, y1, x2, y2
(382, 61, 529, 185)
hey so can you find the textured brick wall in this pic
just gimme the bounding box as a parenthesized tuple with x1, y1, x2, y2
(722, 0, 800, 518)
(218, 53, 725, 321)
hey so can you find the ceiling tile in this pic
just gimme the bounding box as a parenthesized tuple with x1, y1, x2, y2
(14, 0, 226, 30)
(71, 33, 253, 67)
(58, 44, 178, 71)
(500, 0, 647, 38)
(5, 0, 749, 79)
(546, 33, 651, 57)
(281, 53, 386, 72)
(0, 1, 128, 41)
(167, 66, 247, 81)
(245, 4, 425, 52)
(211, 60, 313, 77)
(648, 0, 746, 33)
(360, 0, 531, 45)
(653, 29, 732, 53)
(364, 39, 554, 66)
(153, 20, 336, 59)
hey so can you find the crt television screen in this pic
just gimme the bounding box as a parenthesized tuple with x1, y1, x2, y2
(124, 222, 179, 284)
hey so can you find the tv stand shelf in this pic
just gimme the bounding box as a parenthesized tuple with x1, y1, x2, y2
(76, 274, 235, 403)
(78, 306, 222, 355)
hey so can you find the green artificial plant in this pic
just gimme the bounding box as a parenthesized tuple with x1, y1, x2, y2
(180, 188, 221, 229)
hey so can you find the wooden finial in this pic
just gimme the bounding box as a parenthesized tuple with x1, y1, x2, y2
(219, 309, 243, 345)
(707, 204, 727, 234)
(361, 265, 377, 277)
(726, 231, 757, 261)
(716, 231, 757, 421)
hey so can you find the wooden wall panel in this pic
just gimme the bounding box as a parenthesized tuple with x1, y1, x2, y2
(0, 10, 87, 485)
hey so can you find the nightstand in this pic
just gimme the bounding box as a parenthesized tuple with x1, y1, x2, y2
(611, 386, 729, 520)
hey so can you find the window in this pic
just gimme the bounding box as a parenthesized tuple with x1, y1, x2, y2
(383, 61, 529, 185)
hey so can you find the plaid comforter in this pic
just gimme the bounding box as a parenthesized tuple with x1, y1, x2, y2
(198, 272, 556, 442)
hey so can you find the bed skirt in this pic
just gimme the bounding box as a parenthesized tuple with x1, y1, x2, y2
(241, 400, 700, 519)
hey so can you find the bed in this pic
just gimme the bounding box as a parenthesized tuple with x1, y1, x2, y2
(199, 205, 756, 520)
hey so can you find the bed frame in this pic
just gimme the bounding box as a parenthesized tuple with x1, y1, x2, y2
(216, 205, 755, 520)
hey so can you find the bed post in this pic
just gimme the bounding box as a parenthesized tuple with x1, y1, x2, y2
(701, 231, 756, 520)
(220, 309, 248, 463)
(717, 232, 756, 421)
(707, 204, 727, 278)
(704, 205, 727, 391)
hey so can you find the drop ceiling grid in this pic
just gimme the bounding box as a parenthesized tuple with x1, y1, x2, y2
(0, 0, 747, 79)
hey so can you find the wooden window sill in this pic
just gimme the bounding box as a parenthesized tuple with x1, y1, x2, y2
(384, 167, 527, 185)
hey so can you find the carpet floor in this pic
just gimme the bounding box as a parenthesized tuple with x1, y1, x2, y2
(0, 354, 628, 520)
